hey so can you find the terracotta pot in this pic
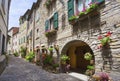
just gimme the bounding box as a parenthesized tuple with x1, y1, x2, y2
(90, 60, 94, 65)
(92, 75, 101, 80)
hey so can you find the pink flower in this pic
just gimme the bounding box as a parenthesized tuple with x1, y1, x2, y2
(45, 29, 50, 32)
(99, 72, 109, 81)
(97, 44, 102, 49)
(88, 2, 93, 5)
(105, 31, 112, 37)
(82, 8, 86, 12)
(98, 35, 103, 40)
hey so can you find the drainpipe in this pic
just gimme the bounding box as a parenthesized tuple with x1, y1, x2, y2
(33, 9, 36, 52)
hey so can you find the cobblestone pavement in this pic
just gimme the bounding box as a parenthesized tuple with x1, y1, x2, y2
(0, 55, 81, 81)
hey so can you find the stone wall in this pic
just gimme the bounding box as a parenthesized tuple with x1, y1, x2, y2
(0, 55, 7, 75)
(33, 0, 120, 73)
(42, 0, 120, 73)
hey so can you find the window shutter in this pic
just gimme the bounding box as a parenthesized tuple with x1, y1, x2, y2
(92, 0, 95, 2)
(54, 12, 58, 29)
(19, 39, 20, 44)
(68, 0, 74, 18)
(95, 0, 104, 3)
(45, 20, 49, 31)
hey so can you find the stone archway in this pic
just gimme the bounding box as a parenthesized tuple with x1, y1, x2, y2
(61, 40, 94, 73)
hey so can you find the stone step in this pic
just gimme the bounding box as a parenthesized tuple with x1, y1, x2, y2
(68, 72, 88, 81)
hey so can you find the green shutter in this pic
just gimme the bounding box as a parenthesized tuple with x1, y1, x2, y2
(95, 0, 104, 3)
(92, 0, 95, 2)
(24, 37, 25, 43)
(68, 0, 74, 18)
(54, 12, 58, 29)
(22, 38, 23, 43)
(21, 38, 22, 44)
(19, 39, 20, 44)
(45, 20, 49, 31)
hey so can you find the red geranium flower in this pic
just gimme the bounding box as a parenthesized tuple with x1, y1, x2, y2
(98, 35, 103, 40)
(97, 44, 102, 49)
(105, 31, 112, 37)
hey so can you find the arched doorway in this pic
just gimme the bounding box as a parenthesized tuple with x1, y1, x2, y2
(61, 40, 94, 74)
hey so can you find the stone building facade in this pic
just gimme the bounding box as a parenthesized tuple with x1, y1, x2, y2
(0, 0, 11, 55)
(39, 0, 120, 74)
(12, 29, 19, 53)
(19, 16, 28, 49)
(27, 3, 36, 52)
(20, 0, 120, 75)
(7, 27, 19, 54)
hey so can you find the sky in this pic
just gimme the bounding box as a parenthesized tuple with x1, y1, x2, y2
(9, 0, 37, 29)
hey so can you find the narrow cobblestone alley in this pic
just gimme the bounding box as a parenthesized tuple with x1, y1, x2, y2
(0, 56, 80, 81)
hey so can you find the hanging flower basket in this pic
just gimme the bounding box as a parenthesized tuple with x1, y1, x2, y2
(98, 31, 112, 49)
(45, 29, 57, 37)
(60, 55, 70, 64)
(84, 52, 92, 60)
(100, 36, 110, 46)
(69, 15, 78, 25)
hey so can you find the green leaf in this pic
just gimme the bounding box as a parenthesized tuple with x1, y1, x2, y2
(87, 65, 94, 70)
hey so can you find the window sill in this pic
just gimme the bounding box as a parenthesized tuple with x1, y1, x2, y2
(45, 29, 57, 37)
(69, 9, 99, 25)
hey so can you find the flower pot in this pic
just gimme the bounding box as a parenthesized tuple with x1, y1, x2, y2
(69, 20, 77, 25)
(84, 53, 92, 60)
(90, 60, 94, 65)
(92, 75, 101, 80)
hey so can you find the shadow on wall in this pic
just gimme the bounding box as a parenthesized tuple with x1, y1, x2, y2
(101, 44, 113, 71)
(72, 12, 102, 38)
(0, 55, 7, 75)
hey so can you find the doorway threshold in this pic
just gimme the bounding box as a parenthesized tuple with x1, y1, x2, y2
(68, 72, 88, 81)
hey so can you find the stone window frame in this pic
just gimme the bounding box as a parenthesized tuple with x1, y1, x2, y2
(47, 12, 56, 30)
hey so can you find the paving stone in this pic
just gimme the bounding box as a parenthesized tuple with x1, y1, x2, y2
(0, 55, 80, 81)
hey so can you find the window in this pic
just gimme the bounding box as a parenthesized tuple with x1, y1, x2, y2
(30, 14, 33, 23)
(2, 35, 5, 54)
(37, 29, 39, 36)
(62, 14, 66, 29)
(19, 39, 21, 45)
(68, 0, 104, 18)
(76, 0, 92, 13)
(50, 17, 54, 30)
(35, 11, 40, 23)
(45, 12, 58, 31)
(76, 0, 83, 12)
(23, 36, 25, 43)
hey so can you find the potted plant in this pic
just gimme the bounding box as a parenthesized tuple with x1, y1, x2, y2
(60, 55, 70, 64)
(25, 51, 35, 62)
(45, 29, 57, 37)
(98, 31, 112, 49)
(69, 15, 78, 25)
(92, 72, 112, 81)
(84, 52, 92, 60)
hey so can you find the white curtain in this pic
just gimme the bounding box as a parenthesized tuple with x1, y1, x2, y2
(78, 0, 83, 12)
(85, 0, 92, 8)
